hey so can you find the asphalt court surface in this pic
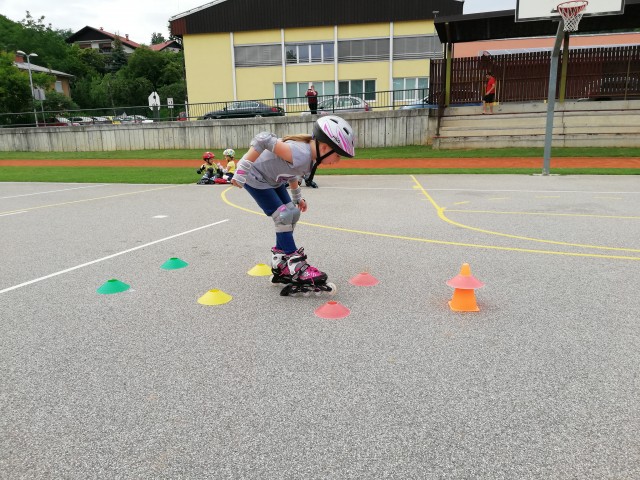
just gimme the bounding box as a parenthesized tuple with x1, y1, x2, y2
(1, 175, 639, 479)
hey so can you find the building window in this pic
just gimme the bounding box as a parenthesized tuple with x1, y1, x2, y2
(393, 36, 443, 60)
(54, 81, 64, 93)
(275, 81, 336, 102)
(393, 77, 429, 101)
(285, 43, 334, 64)
(338, 80, 376, 101)
(235, 44, 282, 67)
(338, 39, 390, 63)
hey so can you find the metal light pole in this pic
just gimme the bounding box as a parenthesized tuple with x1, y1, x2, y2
(17, 50, 39, 126)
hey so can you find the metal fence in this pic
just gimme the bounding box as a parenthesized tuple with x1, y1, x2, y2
(0, 89, 431, 128)
(429, 44, 640, 105)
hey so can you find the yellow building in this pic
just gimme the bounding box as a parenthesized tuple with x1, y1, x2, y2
(169, 0, 463, 113)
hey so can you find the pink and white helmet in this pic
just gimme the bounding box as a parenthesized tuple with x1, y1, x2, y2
(313, 115, 355, 158)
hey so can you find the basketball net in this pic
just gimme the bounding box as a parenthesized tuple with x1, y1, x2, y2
(557, 0, 588, 32)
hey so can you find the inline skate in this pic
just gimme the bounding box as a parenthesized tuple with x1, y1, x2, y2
(270, 247, 336, 297)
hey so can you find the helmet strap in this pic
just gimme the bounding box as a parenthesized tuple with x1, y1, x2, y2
(310, 141, 335, 179)
(314, 140, 334, 164)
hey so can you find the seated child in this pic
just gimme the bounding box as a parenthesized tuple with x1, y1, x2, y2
(196, 151, 219, 184)
(222, 148, 236, 182)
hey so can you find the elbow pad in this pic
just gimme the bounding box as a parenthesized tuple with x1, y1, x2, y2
(250, 132, 278, 153)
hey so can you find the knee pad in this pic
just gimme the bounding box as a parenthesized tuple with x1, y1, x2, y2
(271, 203, 300, 232)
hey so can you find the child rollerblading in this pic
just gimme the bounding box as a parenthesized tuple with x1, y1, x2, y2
(231, 115, 356, 296)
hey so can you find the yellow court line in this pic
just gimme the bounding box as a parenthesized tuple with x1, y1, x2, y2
(0, 185, 180, 216)
(221, 186, 640, 261)
(411, 175, 640, 254)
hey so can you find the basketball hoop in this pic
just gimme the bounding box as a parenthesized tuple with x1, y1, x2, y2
(556, 0, 588, 32)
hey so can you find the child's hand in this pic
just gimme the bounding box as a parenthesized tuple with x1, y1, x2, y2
(297, 199, 307, 212)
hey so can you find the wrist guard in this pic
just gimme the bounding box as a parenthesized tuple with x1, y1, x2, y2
(233, 158, 253, 185)
(250, 132, 278, 153)
(290, 187, 303, 205)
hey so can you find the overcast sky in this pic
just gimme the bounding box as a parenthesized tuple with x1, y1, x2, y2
(1, 0, 518, 45)
(0, 0, 207, 45)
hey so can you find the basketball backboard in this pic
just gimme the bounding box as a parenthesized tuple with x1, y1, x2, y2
(516, 0, 625, 22)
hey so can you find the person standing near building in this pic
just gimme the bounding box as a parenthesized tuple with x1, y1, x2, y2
(483, 72, 496, 114)
(306, 84, 318, 115)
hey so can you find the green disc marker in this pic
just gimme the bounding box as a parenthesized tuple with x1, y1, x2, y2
(97, 279, 131, 294)
(161, 257, 189, 270)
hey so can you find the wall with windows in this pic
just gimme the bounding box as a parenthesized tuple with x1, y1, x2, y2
(182, 19, 442, 109)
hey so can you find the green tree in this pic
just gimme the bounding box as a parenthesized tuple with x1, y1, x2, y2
(109, 36, 128, 72)
(0, 52, 32, 120)
(127, 47, 168, 89)
(40, 90, 78, 113)
(151, 32, 166, 45)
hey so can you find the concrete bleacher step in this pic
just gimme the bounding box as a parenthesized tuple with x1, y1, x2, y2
(439, 124, 640, 137)
(433, 100, 640, 149)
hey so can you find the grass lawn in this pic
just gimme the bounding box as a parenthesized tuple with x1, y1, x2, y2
(2, 145, 640, 161)
(0, 146, 638, 183)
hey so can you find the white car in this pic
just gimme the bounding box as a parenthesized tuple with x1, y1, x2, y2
(117, 114, 154, 124)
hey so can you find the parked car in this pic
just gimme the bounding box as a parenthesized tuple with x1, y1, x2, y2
(38, 116, 80, 127)
(580, 76, 640, 101)
(315, 95, 370, 113)
(92, 116, 113, 124)
(69, 116, 98, 125)
(201, 101, 285, 119)
(116, 114, 154, 123)
(401, 96, 437, 110)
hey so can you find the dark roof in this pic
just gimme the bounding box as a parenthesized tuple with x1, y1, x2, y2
(435, 0, 640, 43)
(169, 0, 463, 36)
(66, 26, 142, 49)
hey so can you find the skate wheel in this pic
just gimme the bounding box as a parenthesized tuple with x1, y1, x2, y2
(327, 282, 337, 296)
(270, 275, 279, 286)
(302, 291, 310, 297)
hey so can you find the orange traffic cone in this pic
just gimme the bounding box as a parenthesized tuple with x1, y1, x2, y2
(447, 263, 485, 312)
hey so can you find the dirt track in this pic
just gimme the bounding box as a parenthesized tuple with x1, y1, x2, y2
(2, 157, 640, 168)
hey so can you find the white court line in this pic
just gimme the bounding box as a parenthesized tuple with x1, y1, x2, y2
(0, 219, 229, 295)
(0, 184, 108, 200)
(0, 211, 27, 217)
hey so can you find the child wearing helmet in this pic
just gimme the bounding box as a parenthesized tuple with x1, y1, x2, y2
(223, 148, 236, 182)
(196, 151, 217, 184)
(231, 115, 355, 294)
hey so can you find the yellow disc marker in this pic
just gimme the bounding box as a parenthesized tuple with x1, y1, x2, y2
(247, 263, 272, 276)
(197, 289, 232, 306)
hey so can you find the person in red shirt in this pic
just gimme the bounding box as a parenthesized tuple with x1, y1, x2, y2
(305, 84, 318, 114)
(483, 72, 497, 114)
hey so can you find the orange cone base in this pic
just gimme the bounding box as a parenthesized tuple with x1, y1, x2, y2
(198, 289, 232, 305)
(349, 272, 379, 286)
(315, 301, 351, 319)
(247, 263, 272, 276)
(448, 288, 480, 312)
